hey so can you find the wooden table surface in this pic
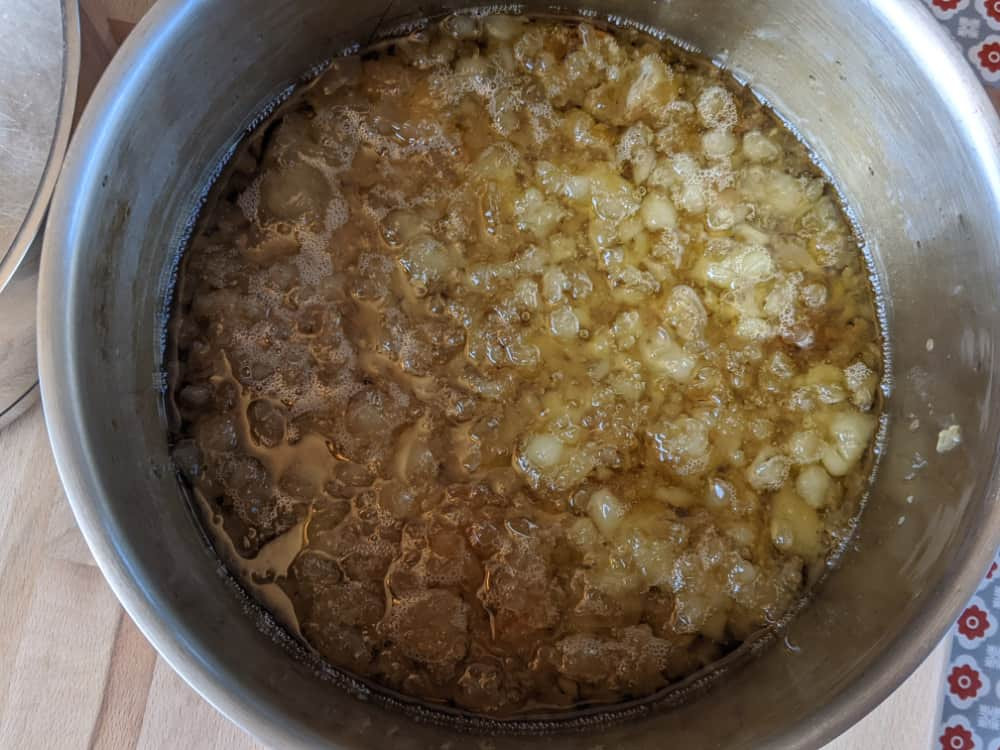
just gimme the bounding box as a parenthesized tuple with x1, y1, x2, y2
(0, 0, 953, 747)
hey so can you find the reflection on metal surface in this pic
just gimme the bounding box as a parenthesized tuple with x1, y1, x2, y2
(0, 0, 79, 429)
(0, 0, 78, 287)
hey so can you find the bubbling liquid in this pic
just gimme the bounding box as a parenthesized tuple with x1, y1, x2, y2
(167, 14, 883, 716)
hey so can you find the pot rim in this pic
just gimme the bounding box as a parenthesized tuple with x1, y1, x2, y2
(38, 1, 1000, 747)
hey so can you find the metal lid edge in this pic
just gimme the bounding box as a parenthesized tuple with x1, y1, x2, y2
(0, 0, 81, 292)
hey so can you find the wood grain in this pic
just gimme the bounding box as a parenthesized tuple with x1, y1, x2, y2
(0, 0, 952, 746)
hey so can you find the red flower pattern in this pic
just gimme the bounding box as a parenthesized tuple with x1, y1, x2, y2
(948, 664, 984, 700)
(978, 42, 1000, 74)
(940, 724, 976, 750)
(935, 0, 962, 9)
(985, 0, 1000, 22)
(959, 604, 991, 640)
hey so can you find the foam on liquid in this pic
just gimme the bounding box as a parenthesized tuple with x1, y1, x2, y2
(167, 15, 884, 716)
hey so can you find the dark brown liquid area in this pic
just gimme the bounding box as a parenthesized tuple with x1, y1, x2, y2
(166, 15, 882, 716)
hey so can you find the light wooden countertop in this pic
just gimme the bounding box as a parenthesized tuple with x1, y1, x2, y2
(0, 0, 952, 746)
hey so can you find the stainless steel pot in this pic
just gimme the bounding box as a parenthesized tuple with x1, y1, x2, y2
(38, 0, 1000, 747)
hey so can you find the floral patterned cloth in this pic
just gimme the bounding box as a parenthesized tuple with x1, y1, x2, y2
(935, 552, 1000, 749)
(924, 0, 1000, 84)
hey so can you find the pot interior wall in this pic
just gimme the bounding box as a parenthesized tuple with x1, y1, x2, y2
(47, 0, 1000, 748)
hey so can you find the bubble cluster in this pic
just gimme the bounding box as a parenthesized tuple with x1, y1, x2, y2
(168, 15, 882, 716)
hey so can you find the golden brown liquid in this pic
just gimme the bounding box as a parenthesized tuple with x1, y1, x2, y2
(167, 15, 883, 715)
